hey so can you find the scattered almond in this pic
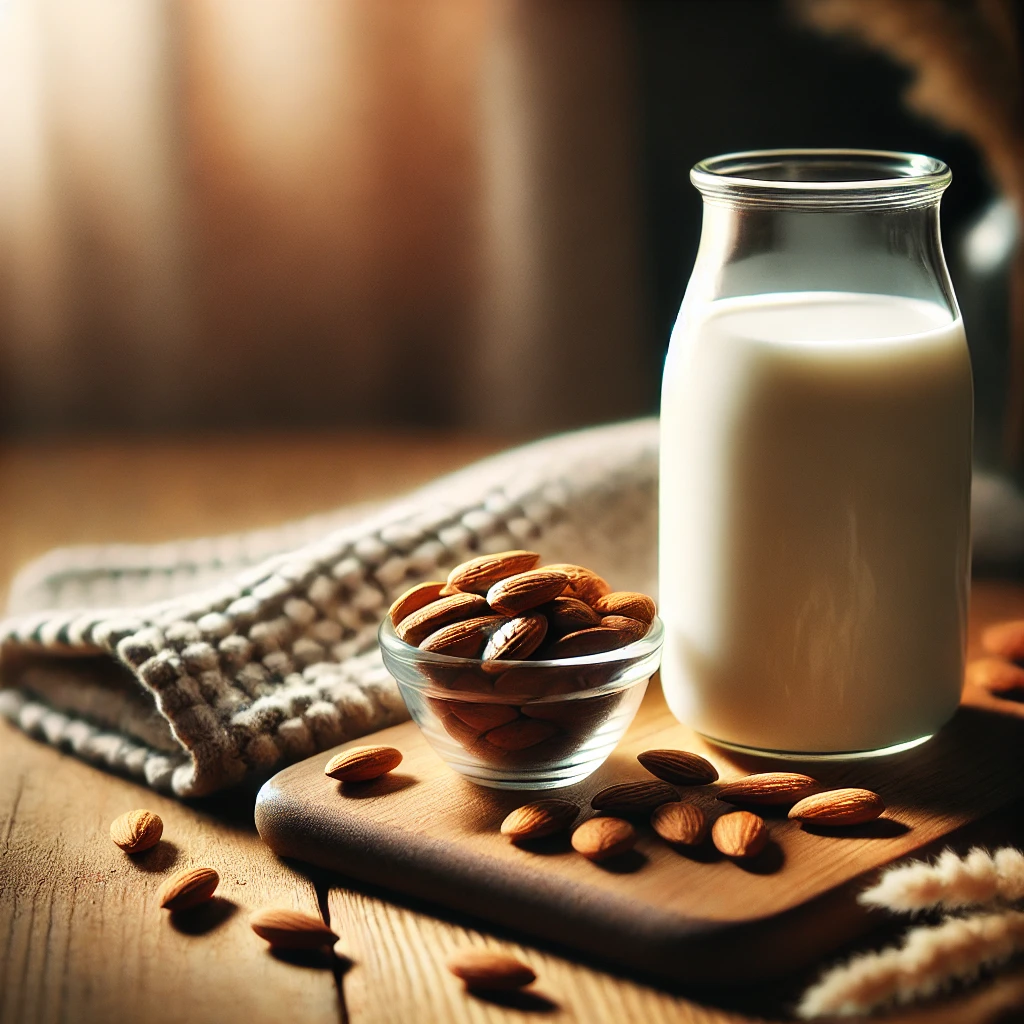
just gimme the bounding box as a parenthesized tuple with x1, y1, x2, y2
(420, 615, 503, 657)
(651, 802, 708, 846)
(788, 788, 885, 826)
(591, 780, 678, 815)
(482, 614, 548, 661)
(446, 949, 536, 991)
(388, 581, 446, 626)
(544, 564, 612, 605)
(981, 619, 1024, 660)
(638, 749, 718, 786)
(717, 772, 820, 806)
(446, 551, 541, 595)
(159, 867, 219, 911)
(324, 745, 403, 782)
(594, 591, 656, 624)
(396, 592, 489, 646)
(965, 656, 1024, 693)
(712, 811, 768, 859)
(571, 816, 637, 861)
(487, 569, 569, 616)
(500, 799, 578, 842)
(250, 907, 338, 949)
(109, 809, 163, 854)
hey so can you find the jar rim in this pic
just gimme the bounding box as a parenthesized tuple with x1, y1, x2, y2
(691, 149, 951, 210)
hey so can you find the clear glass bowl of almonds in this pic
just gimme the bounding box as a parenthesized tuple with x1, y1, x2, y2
(378, 551, 663, 790)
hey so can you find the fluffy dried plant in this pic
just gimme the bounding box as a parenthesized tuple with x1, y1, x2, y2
(797, 908, 1024, 1018)
(860, 846, 1024, 913)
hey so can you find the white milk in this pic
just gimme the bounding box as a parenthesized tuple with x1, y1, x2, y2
(659, 291, 972, 754)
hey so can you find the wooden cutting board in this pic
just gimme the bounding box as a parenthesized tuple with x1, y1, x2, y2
(255, 583, 1024, 985)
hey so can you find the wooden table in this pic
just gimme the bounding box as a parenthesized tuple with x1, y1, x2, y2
(3, 434, 1024, 1024)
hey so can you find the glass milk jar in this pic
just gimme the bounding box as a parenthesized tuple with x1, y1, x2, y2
(659, 150, 972, 757)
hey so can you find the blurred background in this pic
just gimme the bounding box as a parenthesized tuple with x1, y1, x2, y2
(0, 0, 1021, 463)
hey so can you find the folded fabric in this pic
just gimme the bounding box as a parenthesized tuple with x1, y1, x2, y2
(0, 420, 659, 796)
(3, 417, 1022, 798)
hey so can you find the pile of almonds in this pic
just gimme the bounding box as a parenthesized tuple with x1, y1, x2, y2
(387, 551, 657, 769)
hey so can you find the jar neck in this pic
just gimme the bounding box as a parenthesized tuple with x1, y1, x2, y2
(687, 199, 959, 318)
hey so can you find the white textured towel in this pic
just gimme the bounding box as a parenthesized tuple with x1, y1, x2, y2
(2, 417, 1022, 798)
(0, 420, 659, 796)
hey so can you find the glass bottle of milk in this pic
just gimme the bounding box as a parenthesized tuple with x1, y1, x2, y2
(660, 150, 972, 757)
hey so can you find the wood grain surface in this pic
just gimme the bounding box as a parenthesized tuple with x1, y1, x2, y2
(4, 434, 1024, 1024)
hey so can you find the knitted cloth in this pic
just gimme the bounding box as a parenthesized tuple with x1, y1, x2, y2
(3, 417, 1022, 798)
(0, 420, 659, 797)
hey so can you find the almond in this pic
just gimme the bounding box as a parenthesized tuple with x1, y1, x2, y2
(420, 615, 503, 657)
(482, 718, 558, 751)
(712, 811, 768, 858)
(110, 809, 163, 854)
(500, 799, 578, 842)
(788, 788, 885, 826)
(599, 615, 649, 644)
(446, 550, 541, 595)
(486, 569, 568, 616)
(717, 772, 820, 806)
(982, 620, 1024, 660)
(159, 866, 219, 911)
(546, 626, 622, 658)
(594, 591, 656, 624)
(650, 802, 708, 846)
(482, 614, 547, 660)
(396, 592, 489, 646)
(249, 907, 338, 949)
(388, 581, 446, 626)
(544, 563, 612, 605)
(571, 816, 637, 861)
(446, 700, 519, 732)
(541, 597, 601, 633)
(965, 657, 1024, 693)
(446, 949, 536, 991)
(591, 780, 678, 815)
(324, 744, 403, 782)
(491, 666, 581, 697)
(638, 749, 719, 786)
(444, 671, 495, 694)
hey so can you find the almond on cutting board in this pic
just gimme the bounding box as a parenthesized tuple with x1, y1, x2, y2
(500, 799, 579, 842)
(638, 749, 718, 786)
(788, 788, 885, 826)
(651, 802, 708, 846)
(324, 745, 403, 782)
(711, 811, 768, 859)
(420, 615, 503, 657)
(396, 592, 489, 646)
(981, 619, 1024, 660)
(717, 772, 820, 806)
(482, 614, 548, 660)
(486, 569, 569, 616)
(446, 949, 536, 991)
(594, 591, 656, 624)
(965, 657, 1024, 693)
(571, 816, 637, 861)
(591, 780, 678, 815)
(249, 908, 338, 949)
(158, 867, 219, 911)
(110, 809, 163, 854)
(388, 581, 446, 626)
(446, 551, 541, 595)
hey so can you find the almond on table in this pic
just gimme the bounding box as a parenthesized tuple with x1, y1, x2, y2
(638, 749, 718, 786)
(651, 802, 708, 846)
(158, 867, 219, 911)
(571, 816, 637, 861)
(591, 780, 678, 815)
(965, 657, 1024, 693)
(717, 772, 820, 806)
(500, 799, 578, 842)
(788, 788, 885, 826)
(110, 809, 163, 853)
(981, 619, 1024, 660)
(446, 949, 536, 991)
(712, 811, 768, 859)
(250, 907, 338, 949)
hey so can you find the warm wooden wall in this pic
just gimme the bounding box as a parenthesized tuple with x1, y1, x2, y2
(0, 0, 651, 434)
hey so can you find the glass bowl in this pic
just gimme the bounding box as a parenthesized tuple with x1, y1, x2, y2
(378, 615, 664, 790)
